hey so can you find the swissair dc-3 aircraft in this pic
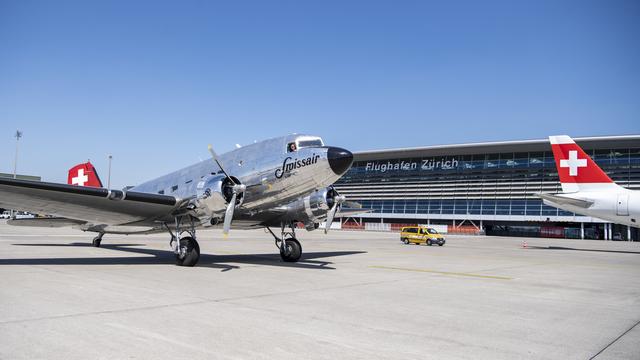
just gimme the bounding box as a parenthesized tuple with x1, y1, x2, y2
(538, 135, 639, 228)
(0, 134, 356, 266)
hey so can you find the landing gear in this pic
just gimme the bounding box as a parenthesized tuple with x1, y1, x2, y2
(280, 238, 302, 262)
(165, 216, 200, 267)
(175, 236, 200, 267)
(92, 232, 104, 247)
(267, 223, 302, 262)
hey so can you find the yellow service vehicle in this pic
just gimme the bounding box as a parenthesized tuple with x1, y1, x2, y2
(400, 226, 446, 246)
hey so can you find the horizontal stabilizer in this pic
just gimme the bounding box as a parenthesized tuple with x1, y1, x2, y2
(537, 193, 593, 209)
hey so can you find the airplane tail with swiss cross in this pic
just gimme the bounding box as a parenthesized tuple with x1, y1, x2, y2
(67, 161, 103, 188)
(549, 135, 618, 193)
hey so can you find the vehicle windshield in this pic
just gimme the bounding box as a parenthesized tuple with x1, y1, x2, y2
(427, 228, 438, 234)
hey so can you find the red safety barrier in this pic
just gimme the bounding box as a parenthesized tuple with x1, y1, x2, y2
(540, 226, 564, 238)
(447, 225, 481, 235)
(341, 222, 365, 231)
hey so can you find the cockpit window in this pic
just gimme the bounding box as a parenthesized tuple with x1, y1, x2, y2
(297, 139, 323, 148)
(287, 137, 324, 152)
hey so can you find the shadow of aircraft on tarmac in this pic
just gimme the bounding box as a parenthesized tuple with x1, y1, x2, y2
(528, 245, 640, 255)
(3, 242, 366, 271)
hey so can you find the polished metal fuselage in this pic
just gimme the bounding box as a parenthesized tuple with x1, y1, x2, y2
(129, 134, 343, 228)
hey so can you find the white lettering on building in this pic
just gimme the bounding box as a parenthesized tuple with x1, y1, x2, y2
(365, 158, 459, 173)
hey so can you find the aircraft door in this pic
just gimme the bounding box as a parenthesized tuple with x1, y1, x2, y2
(616, 194, 629, 216)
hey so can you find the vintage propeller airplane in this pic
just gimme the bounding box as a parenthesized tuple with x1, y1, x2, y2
(0, 134, 358, 266)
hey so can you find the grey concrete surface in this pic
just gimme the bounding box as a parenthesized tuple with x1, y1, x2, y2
(0, 221, 639, 359)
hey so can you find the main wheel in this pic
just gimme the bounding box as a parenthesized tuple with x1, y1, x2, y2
(92, 236, 102, 247)
(176, 237, 200, 267)
(403, 238, 410, 244)
(426, 239, 432, 246)
(280, 238, 302, 262)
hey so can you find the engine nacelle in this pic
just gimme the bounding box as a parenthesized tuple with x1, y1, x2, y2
(286, 187, 339, 230)
(194, 175, 243, 223)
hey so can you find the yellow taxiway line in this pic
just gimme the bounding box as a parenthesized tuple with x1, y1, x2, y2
(370, 265, 513, 280)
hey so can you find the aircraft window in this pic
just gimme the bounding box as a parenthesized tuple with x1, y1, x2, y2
(287, 142, 297, 152)
(297, 139, 323, 148)
(185, 180, 193, 184)
(158, 190, 165, 195)
(171, 185, 178, 192)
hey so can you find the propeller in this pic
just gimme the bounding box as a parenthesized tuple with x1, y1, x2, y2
(324, 192, 346, 234)
(208, 145, 245, 235)
(222, 183, 246, 235)
(208, 145, 237, 185)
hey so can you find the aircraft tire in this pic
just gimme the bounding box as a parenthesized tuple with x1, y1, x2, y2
(280, 238, 302, 262)
(92, 237, 101, 247)
(176, 237, 200, 267)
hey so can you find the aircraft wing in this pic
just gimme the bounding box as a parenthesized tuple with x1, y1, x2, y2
(0, 178, 185, 226)
(7, 217, 87, 228)
(537, 193, 593, 209)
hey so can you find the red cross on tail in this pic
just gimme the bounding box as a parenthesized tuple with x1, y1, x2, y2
(67, 161, 103, 188)
(549, 135, 613, 193)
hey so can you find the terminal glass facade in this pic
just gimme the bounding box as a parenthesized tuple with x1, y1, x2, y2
(335, 147, 640, 220)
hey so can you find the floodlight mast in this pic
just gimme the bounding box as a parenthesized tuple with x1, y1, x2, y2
(13, 130, 21, 179)
(11, 130, 22, 219)
(107, 155, 112, 190)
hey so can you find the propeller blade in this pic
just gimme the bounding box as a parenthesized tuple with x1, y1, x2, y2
(324, 202, 338, 234)
(222, 185, 246, 235)
(324, 193, 347, 234)
(208, 145, 237, 185)
(223, 192, 237, 235)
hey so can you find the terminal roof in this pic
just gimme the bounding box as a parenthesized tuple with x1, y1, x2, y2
(354, 135, 640, 161)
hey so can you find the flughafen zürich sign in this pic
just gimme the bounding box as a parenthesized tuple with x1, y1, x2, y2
(365, 158, 461, 173)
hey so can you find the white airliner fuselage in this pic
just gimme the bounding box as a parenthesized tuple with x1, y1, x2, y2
(540, 185, 640, 228)
(539, 135, 639, 228)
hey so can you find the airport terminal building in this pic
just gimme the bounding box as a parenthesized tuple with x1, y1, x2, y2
(334, 135, 640, 241)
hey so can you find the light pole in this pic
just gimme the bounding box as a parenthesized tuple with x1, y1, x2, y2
(11, 130, 22, 219)
(13, 130, 22, 179)
(107, 155, 112, 190)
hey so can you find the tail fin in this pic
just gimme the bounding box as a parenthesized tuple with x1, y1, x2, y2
(67, 161, 103, 188)
(548, 135, 615, 193)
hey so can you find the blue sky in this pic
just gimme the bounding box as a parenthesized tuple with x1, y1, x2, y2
(1, 0, 639, 187)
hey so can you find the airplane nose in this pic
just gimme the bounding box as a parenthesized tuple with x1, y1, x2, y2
(327, 147, 354, 175)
